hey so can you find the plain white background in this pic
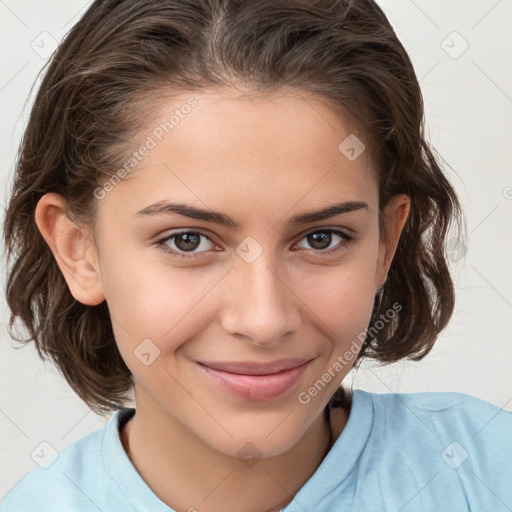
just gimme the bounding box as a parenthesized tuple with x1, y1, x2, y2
(1, 0, 511, 500)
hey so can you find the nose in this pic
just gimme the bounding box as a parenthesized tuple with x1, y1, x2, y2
(219, 253, 302, 347)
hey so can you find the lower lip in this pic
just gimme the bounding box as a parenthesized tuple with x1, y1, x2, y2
(196, 361, 312, 401)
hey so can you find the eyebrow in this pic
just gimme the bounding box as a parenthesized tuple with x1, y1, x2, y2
(134, 200, 368, 229)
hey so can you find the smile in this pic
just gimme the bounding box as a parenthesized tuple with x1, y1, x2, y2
(196, 359, 313, 401)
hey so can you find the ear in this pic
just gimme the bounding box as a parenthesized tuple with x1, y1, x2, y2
(34, 192, 105, 306)
(374, 194, 411, 289)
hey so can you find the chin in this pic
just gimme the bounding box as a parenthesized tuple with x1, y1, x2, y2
(201, 424, 305, 463)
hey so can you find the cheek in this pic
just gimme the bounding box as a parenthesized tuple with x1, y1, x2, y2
(301, 269, 375, 340)
(291, 260, 377, 406)
(300, 239, 379, 334)
(101, 252, 218, 353)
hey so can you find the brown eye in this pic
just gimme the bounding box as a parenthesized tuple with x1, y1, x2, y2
(155, 231, 215, 258)
(295, 228, 353, 255)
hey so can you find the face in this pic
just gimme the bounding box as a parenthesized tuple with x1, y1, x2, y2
(41, 88, 409, 458)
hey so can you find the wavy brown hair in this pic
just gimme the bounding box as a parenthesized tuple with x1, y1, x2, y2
(2, 0, 466, 415)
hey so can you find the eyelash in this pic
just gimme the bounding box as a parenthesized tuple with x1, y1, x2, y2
(154, 228, 354, 260)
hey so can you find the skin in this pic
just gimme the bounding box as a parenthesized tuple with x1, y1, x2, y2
(35, 87, 410, 512)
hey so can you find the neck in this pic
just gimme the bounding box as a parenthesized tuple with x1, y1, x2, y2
(120, 385, 349, 512)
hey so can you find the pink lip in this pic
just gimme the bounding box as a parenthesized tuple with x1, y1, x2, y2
(197, 358, 313, 375)
(196, 359, 313, 401)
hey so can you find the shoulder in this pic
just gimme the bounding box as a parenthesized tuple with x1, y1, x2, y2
(0, 412, 127, 512)
(347, 389, 512, 509)
(362, 389, 512, 442)
(360, 389, 512, 478)
(366, 388, 512, 428)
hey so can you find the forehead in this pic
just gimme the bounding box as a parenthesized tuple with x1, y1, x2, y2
(99, 88, 377, 224)
(141, 87, 367, 167)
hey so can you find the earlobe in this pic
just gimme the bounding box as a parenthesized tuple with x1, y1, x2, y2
(34, 192, 105, 306)
(374, 194, 411, 289)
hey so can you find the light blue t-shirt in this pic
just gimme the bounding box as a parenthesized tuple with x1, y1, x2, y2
(2, 389, 511, 511)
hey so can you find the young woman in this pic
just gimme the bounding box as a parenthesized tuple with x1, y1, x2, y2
(2, 1, 511, 511)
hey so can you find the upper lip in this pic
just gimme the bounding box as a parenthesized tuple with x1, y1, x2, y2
(197, 357, 313, 376)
